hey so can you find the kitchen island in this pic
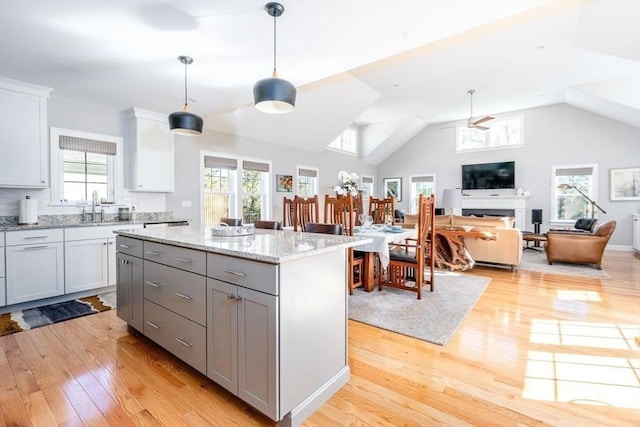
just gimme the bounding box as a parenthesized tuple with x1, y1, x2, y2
(114, 226, 370, 426)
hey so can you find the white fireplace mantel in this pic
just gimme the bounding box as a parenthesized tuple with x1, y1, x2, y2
(460, 195, 529, 230)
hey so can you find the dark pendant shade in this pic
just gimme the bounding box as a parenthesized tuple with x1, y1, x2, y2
(253, 77, 296, 114)
(169, 110, 204, 135)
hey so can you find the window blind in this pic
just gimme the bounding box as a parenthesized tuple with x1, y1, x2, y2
(243, 160, 270, 172)
(59, 135, 117, 155)
(361, 176, 373, 184)
(555, 167, 594, 176)
(411, 175, 434, 183)
(298, 168, 317, 177)
(204, 156, 238, 170)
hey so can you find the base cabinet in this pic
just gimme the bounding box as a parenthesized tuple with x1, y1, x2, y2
(5, 229, 64, 305)
(116, 239, 144, 332)
(65, 238, 112, 293)
(633, 214, 640, 252)
(207, 278, 278, 419)
(0, 233, 5, 307)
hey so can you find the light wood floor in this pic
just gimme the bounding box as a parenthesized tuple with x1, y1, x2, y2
(1, 251, 639, 426)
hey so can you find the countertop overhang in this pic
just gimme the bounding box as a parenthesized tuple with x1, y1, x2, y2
(115, 226, 372, 264)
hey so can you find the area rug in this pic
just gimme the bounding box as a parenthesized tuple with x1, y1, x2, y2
(0, 291, 116, 337)
(348, 272, 490, 345)
(518, 250, 609, 279)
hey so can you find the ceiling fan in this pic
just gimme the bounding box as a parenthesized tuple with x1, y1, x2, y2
(465, 89, 494, 130)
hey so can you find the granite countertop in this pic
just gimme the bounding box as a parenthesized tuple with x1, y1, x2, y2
(0, 213, 188, 232)
(115, 226, 372, 264)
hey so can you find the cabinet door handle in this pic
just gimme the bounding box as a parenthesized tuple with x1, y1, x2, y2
(145, 250, 160, 256)
(121, 259, 129, 265)
(145, 321, 160, 329)
(227, 293, 244, 301)
(24, 236, 48, 240)
(175, 292, 193, 300)
(119, 244, 130, 249)
(145, 281, 160, 288)
(223, 269, 245, 277)
(175, 257, 192, 263)
(175, 338, 193, 348)
(23, 245, 48, 250)
(109, 241, 114, 245)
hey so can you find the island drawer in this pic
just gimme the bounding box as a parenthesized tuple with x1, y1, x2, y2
(6, 228, 63, 246)
(143, 300, 206, 374)
(207, 253, 278, 295)
(116, 236, 143, 258)
(144, 260, 206, 326)
(143, 241, 206, 275)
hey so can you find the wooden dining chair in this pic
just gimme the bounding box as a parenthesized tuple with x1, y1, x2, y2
(295, 195, 319, 232)
(369, 197, 395, 224)
(304, 222, 343, 235)
(324, 194, 365, 294)
(220, 218, 242, 226)
(283, 196, 296, 229)
(254, 220, 282, 230)
(379, 194, 435, 299)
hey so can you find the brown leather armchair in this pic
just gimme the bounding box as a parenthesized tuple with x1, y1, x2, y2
(545, 221, 616, 270)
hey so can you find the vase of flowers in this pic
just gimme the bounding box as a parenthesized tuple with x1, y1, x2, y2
(332, 171, 360, 197)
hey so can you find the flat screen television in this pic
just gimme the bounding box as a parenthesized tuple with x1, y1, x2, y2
(462, 161, 515, 190)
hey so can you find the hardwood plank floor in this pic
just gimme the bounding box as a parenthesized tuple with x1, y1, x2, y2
(1, 251, 638, 426)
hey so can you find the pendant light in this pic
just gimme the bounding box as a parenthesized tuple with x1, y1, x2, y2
(169, 55, 203, 135)
(253, 2, 296, 114)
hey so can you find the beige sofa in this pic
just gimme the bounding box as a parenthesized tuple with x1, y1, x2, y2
(400, 214, 522, 270)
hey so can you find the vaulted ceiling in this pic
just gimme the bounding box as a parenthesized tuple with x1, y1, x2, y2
(1, 1, 638, 165)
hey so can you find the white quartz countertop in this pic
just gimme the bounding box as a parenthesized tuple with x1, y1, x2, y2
(115, 226, 372, 264)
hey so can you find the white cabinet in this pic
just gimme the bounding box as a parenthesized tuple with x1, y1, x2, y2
(0, 78, 52, 188)
(0, 233, 5, 307)
(64, 224, 143, 293)
(5, 229, 64, 304)
(207, 278, 278, 418)
(633, 214, 640, 252)
(124, 107, 175, 192)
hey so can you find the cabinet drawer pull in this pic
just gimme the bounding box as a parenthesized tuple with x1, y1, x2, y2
(175, 257, 192, 263)
(175, 292, 193, 300)
(175, 338, 193, 348)
(24, 235, 48, 240)
(145, 321, 160, 329)
(23, 245, 48, 250)
(223, 269, 246, 277)
(119, 244, 131, 249)
(145, 281, 160, 288)
(145, 250, 160, 256)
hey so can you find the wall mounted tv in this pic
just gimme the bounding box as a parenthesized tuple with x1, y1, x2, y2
(462, 161, 515, 190)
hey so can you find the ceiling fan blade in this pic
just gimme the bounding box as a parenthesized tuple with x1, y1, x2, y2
(474, 124, 490, 131)
(473, 115, 494, 125)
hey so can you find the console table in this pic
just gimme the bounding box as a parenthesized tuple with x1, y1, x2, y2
(432, 229, 496, 271)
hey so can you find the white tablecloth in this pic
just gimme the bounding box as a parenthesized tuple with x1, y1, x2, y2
(353, 227, 416, 268)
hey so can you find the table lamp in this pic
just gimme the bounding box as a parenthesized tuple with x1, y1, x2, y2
(441, 189, 463, 230)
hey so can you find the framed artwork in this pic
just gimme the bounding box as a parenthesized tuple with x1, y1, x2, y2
(610, 167, 640, 201)
(276, 174, 293, 192)
(383, 177, 402, 202)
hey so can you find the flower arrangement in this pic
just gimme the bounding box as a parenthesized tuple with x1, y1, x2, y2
(332, 171, 360, 197)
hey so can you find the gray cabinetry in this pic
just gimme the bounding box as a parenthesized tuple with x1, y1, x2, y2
(5, 229, 64, 304)
(633, 214, 639, 252)
(206, 276, 278, 419)
(116, 236, 144, 331)
(142, 241, 207, 374)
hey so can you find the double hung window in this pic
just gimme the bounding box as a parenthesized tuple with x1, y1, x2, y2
(410, 175, 436, 213)
(551, 164, 598, 222)
(297, 166, 318, 197)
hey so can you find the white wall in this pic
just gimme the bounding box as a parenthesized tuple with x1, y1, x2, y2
(377, 103, 640, 247)
(167, 130, 376, 229)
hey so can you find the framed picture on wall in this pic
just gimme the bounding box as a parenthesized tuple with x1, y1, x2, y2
(276, 174, 293, 192)
(610, 167, 640, 201)
(383, 177, 402, 202)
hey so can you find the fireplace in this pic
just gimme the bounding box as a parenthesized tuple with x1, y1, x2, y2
(462, 209, 515, 217)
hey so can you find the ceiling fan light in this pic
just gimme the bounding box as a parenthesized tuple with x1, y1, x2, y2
(169, 110, 204, 135)
(253, 77, 296, 114)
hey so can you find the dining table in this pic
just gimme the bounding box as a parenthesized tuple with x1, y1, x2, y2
(353, 225, 417, 291)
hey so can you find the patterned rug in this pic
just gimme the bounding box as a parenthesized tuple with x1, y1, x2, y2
(0, 291, 116, 337)
(349, 271, 490, 345)
(518, 249, 609, 279)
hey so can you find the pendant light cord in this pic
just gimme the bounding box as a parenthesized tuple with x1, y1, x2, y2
(183, 60, 189, 109)
(272, 13, 278, 77)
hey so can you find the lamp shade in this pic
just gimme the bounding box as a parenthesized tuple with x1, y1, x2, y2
(253, 76, 296, 114)
(169, 110, 204, 135)
(441, 189, 463, 209)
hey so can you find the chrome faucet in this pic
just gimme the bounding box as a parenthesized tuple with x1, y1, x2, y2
(91, 190, 98, 220)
